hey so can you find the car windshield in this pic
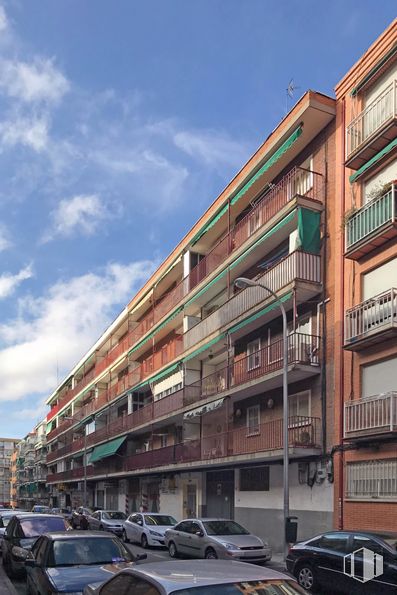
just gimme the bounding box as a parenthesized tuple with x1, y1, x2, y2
(102, 512, 126, 520)
(203, 521, 250, 536)
(145, 515, 177, 526)
(49, 537, 132, 566)
(21, 517, 67, 537)
(172, 581, 306, 594)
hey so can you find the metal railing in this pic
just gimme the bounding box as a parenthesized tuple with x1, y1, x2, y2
(345, 288, 397, 343)
(346, 459, 397, 500)
(345, 185, 396, 250)
(346, 80, 397, 158)
(184, 251, 321, 350)
(345, 392, 397, 436)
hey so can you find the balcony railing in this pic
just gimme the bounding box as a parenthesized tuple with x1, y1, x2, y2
(346, 80, 397, 161)
(345, 392, 397, 438)
(46, 334, 319, 463)
(47, 168, 323, 423)
(46, 416, 320, 482)
(185, 251, 321, 350)
(345, 288, 397, 349)
(345, 185, 397, 259)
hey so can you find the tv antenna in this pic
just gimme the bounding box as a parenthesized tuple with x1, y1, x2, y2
(286, 79, 300, 114)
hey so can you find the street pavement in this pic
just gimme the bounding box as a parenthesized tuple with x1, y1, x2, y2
(3, 542, 288, 595)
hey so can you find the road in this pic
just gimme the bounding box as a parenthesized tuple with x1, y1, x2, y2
(9, 541, 289, 595)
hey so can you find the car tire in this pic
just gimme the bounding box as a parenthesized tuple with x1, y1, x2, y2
(141, 534, 149, 549)
(122, 529, 129, 543)
(296, 562, 317, 591)
(168, 541, 178, 558)
(205, 547, 218, 560)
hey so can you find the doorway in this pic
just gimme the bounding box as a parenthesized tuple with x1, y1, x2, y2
(206, 469, 234, 518)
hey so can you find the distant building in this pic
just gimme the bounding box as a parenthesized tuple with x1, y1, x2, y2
(0, 437, 19, 507)
(16, 421, 48, 509)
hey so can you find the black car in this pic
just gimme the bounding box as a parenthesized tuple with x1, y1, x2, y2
(25, 531, 144, 595)
(286, 530, 397, 594)
(2, 513, 69, 577)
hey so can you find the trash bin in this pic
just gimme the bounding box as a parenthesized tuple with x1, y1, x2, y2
(286, 516, 298, 543)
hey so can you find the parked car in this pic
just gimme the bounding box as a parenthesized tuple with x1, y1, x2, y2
(71, 507, 93, 529)
(83, 559, 307, 595)
(2, 513, 69, 577)
(25, 531, 146, 595)
(164, 518, 272, 563)
(0, 511, 30, 552)
(286, 530, 397, 594)
(87, 510, 127, 535)
(31, 505, 50, 514)
(123, 512, 177, 548)
(50, 508, 73, 523)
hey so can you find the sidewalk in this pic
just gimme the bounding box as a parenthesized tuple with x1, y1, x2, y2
(0, 563, 17, 595)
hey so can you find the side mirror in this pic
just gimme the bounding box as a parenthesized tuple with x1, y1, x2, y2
(196, 530, 204, 537)
(12, 546, 30, 562)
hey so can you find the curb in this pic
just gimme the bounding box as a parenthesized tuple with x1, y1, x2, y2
(0, 563, 19, 595)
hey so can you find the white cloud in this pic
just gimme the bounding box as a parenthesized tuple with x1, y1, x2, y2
(0, 260, 157, 401)
(0, 113, 49, 151)
(0, 264, 33, 300)
(0, 57, 69, 104)
(173, 128, 249, 170)
(0, 224, 12, 251)
(42, 194, 109, 242)
(0, 5, 8, 32)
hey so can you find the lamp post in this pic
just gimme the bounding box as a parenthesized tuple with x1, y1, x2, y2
(234, 277, 289, 560)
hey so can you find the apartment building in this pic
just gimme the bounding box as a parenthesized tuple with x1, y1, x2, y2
(16, 423, 48, 509)
(45, 90, 336, 551)
(0, 437, 19, 506)
(334, 19, 397, 532)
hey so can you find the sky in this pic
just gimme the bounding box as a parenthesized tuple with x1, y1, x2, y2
(0, 0, 395, 439)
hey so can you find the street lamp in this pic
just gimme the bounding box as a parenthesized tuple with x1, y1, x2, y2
(234, 277, 289, 560)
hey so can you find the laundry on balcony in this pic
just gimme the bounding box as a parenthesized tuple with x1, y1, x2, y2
(184, 397, 226, 420)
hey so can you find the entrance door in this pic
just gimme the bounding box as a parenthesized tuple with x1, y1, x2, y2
(206, 470, 234, 518)
(183, 483, 197, 518)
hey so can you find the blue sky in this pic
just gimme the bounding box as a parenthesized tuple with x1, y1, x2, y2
(0, 0, 395, 439)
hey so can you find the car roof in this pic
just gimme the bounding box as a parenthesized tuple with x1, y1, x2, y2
(42, 530, 120, 540)
(14, 513, 64, 520)
(179, 518, 236, 522)
(120, 560, 293, 590)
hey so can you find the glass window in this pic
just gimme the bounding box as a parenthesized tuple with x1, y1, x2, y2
(144, 515, 176, 526)
(188, 522, 201, 535)
(20, 517, 67, 537)
(289, 391, 310, 419)
(318, 533, 348, 553)
(203, 521, 249, 536)
(175, 521, 190, 533)
(102, 512, 126, 520)
(49, 537, 132, 566)
(247, 339, 261, 371)
(246, 405, 260, 436)
(173, 582, 306, 595)
(352, 536, 385, 557)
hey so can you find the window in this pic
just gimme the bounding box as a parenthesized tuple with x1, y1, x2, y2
(246, 405, 260, 436)
(160, 434, 168, 448)
(361, 356, 397, 399)
(289, 391, 310, 420)
(362, 257, 397, 300)
(346, 459, 397, 500)
(352, 536, 385, 557)
(100, 574, 160, 595)
(295, 156, 313, 196)
(240, 467, 269, 491)
(247, 339, 261, 371)
(174, 521, 190, 533)
(318, 533, 348, 553)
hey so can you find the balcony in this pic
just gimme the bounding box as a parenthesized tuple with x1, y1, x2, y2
(46, 415, 320, 483)
(345, 185, 397, 259)
(184, 251, 321, 351)
(345, 288, 397, 350)
(346, 80, 397, 169)
(344, 392, 397, 439)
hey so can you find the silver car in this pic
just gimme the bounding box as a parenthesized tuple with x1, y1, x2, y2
(83, 560, 307, 595)
(165, 518, 272, 563)
(123, 512, 177, 548)
(87, 510, 126, 535)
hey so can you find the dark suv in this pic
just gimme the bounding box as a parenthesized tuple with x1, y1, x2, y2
(2, 513, 69, 577)
(286, 530, 397, 594)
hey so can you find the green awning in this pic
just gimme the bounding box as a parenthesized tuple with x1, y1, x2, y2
(148, 362, 181, 385)
(183, 333, 227, 363)
(297, 208, 320, 254)
(230, 126, 303, 206)
(185, 269, 228, 308)
(89, 436, 126, 464)
(349, 137, 397, 183)
(230, 210, 296, 270)
(184, 398, 225, 420)
(128, 307, 183, 356)
(191, 203, 229, 246)
(228, 292, 293, 334)
(351, 43, 397, 96)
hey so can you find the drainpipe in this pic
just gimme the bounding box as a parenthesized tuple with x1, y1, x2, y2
(338, 97, 346, 530)
(318, 298, 330, 454)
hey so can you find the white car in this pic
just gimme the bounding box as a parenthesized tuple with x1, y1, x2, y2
(122, 512, 177, 548)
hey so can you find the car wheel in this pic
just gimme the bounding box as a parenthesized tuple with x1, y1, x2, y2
(168, 541, 178, 558)
(122, 529, 129, 543)
(205, 547, 218, 560)
(141, 533, 149, 549)
(296, 563, 317, 591)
